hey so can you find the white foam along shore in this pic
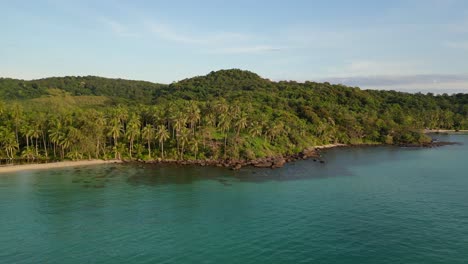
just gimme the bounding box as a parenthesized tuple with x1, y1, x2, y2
(0, 160, 122, 174)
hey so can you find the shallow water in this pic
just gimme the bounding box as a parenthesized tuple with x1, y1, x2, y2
(1, 135, 467, 264)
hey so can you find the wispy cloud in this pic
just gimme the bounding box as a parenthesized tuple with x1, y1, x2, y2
(100, 17, 139, 37)
(326, 60, 426, 77)
(146, 21, 282, 54)
(148, 23, 205, 44)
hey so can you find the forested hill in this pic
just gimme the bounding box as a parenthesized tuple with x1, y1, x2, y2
(0, 69, 467, 163)
(0, 76, 166, 104)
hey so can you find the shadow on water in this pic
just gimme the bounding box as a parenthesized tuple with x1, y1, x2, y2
(66, 160, 356, 189)
(124, 157, 357, 187)
(67, 142, 463, 189)
(69, 166, 123, 189)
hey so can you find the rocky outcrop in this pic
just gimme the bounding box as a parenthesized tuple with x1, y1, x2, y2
(136, 146, 327, 170)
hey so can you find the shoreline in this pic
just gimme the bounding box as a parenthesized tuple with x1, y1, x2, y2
(0, 160, 122, 174)
(424, 129, 468, 134)
(0, 140, 460, 174)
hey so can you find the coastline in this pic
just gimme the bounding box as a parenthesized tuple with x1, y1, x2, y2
(0, 160, 122, 174)
(424, 129, 468, 134)
(0, 140, 459, 174)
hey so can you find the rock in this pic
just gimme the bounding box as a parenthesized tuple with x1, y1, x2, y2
(301, 148, 320, 158)
(232, 164, 242, 170)
(254, 161, 273, 168)
(271, 157, 286, 168)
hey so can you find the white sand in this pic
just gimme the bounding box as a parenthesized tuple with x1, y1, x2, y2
(0, 160, 122, 174)
(315, 143, 348, 149)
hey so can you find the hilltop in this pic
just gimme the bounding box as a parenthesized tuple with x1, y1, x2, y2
(0, 69, 467, 167)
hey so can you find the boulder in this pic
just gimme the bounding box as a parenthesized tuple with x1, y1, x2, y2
(232, 164, 243, 170)
(254, 161, 273, 168)
(271, 157, 286, 168)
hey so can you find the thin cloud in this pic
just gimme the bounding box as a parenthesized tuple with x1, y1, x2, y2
(147, 22, 250, 45)
(146, 21, 282, 54)
(326, 60, 426, 77)
(100, 17, 139, 37)
(148, 23, 203, 44)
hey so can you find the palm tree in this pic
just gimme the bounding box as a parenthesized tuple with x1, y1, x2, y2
(190, 138, 199, 160)
(108, 117, 123, 159)
(48, 123, 64, 159)
(10, 102, 23, 146)
(92, 112, 106, 159)
(126, 115, 141, 159)
(267, 121, 285, 143)
(178, 127, 190, 159)
(249, 121, 263, 138)
(218, 113, 231, 158)
(187, 101, 201, 136)
(1, 129, 18, 160)
(20, 124, 31, 149)
(235, 112, 248, 137)
(156, 125, 170, 159)
(30, 124, 41, 156)
(141, 124, 155, 159)
(21, 147, 36, 162)
(55, 126, 82, 160)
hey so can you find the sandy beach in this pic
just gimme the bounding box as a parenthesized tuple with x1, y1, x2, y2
(0, 160, 122, 174)
(315, 143, 348, 149)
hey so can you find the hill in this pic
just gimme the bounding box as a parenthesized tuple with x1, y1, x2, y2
(0, 76, 167, 104)
(0, 69, 467, 166)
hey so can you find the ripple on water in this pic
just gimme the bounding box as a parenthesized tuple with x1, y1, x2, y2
(0, 135, 468, 263)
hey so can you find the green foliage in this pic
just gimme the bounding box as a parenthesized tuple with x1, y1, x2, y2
(0, 69, 467, 161)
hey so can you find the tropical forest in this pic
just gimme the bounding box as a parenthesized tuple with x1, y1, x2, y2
(0, 69, 467, 163)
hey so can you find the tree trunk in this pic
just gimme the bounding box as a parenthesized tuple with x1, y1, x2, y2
(35, 138, 39, 156)
(224, 134, 228, 158)
(147, 140, 151, 158)
(96, 138, 100, 159)
(42, 134, 48, 159)
(161, 142, 164, 159)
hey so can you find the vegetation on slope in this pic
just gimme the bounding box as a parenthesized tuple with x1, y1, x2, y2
(0, 69, 467, 163)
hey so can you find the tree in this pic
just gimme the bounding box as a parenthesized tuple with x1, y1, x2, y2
(190, 138, 199, 160)
(48, 121, 64, 159)
(156, 125, 170, 159)
(218, 113, 231, 158)
(142, 124, 155, 159)
(178, 127, 190, 159)
(108, 117, 123, 159)
(234, 112, 248, 137)
(0, 128, 18, 159)
(249, 121, 262, 138)
(126, 115, 141, 159)
(10, 102, 23, 146)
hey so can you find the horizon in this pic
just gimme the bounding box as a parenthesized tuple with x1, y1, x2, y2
(2, 0, 468, 92)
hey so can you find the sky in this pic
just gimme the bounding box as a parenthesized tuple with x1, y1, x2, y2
(1, 0, 468, 92)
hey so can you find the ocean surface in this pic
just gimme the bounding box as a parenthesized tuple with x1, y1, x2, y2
(1, 134, 467, 264)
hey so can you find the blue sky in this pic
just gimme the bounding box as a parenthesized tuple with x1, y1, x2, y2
(1, 0, 468, 91)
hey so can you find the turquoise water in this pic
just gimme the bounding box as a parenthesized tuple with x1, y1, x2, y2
(1, 135, 467, 264)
